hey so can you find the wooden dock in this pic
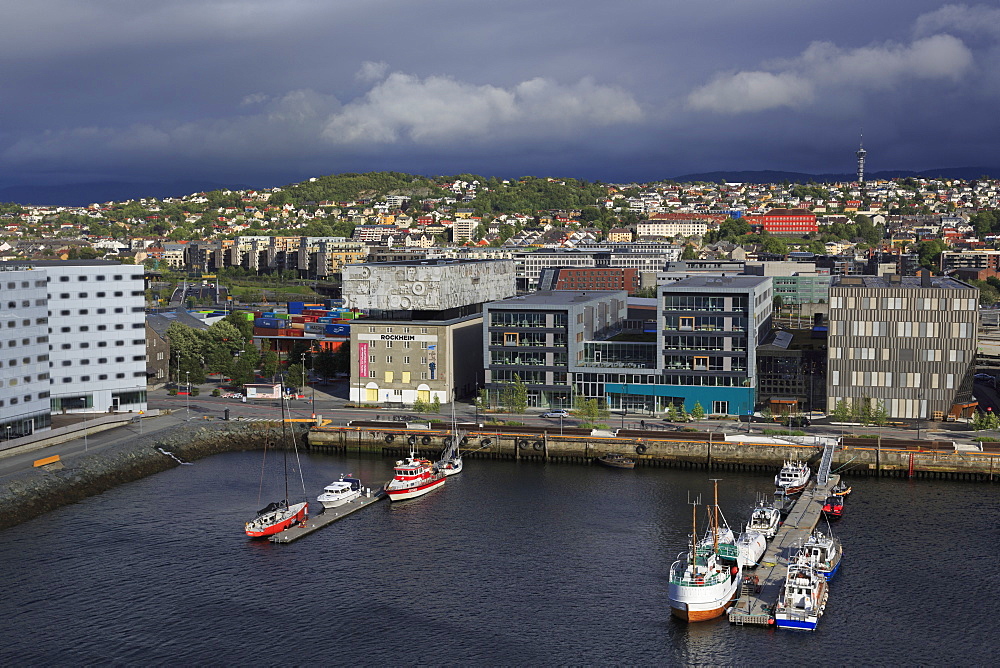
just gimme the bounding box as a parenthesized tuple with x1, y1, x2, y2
(270, 487, 386, 543)
(727, 473, 840, 626)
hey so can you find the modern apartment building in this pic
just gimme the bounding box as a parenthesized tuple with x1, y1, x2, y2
(636, 276, 773, 416)
(0, 267, 51, 438)
(483, 291, 628, 409)
(827, 273, 978, 420)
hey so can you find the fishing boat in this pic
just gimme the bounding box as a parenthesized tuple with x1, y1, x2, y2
(245, 386, 309, 538)
(736, 530, 767, 568)
(384, 452, 446, 501)
(801, 530, 843, 580)
(774, 460, 811, 495)
(317, 474, 364, 509)
(596, 453, 636, 469)
(746, 498, 782, 539)
(822, 494, 845, 520)
(774, 550, 829, 631)
(668, 481, 741, 622)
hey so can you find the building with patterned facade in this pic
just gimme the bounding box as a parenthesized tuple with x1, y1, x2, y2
(827, 273, 978, 420)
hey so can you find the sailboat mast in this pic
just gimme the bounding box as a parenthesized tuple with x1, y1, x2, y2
(280, 383, 289, 504)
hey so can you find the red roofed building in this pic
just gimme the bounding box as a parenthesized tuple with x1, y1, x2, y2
(745, 208, 817, 234)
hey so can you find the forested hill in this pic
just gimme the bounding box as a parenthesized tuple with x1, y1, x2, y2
(280, 171, 447, 203)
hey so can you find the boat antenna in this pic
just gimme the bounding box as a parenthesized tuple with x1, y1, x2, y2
(687, 492, 702, 566)
(709, 478, 722, 553)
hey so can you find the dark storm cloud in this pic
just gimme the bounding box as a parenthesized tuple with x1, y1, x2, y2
(1, 0, 998, 188)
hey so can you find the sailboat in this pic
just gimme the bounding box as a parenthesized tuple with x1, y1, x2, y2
(244, 384, 309, 538)
(668, 480, 741, 622)
(436, 407, 464, 476)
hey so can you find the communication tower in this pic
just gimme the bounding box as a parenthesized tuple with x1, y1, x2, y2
(856, 133, 867, 184)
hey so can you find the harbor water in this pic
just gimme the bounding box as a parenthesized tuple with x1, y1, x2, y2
(1, 450, 998, 665)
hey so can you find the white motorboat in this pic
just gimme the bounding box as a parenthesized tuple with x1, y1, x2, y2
(801, 530, 843, 580)
(774, 550, 829, 631)
(775, 460, 811, 495)
(736, 530, 767, 568)
(317, 474, 364, 509)
(747, 499, 782, 539)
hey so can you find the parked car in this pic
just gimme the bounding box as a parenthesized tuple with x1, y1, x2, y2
(541, 409, 570, 418)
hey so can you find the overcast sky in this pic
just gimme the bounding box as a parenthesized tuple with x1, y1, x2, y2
(3, 0, 999, 188)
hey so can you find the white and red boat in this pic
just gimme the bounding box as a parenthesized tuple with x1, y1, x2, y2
(245, 500, 309, 538)
(774, 460, 811, 495)
(384, 453, 446, 501)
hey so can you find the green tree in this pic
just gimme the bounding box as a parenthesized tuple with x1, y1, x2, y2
(258, 341, 279, 379)
(509, 375, 528, 414)
(681, 244, 698, 260)
(431, 396, 442, 414)
(832, 398, 852, 423)
(870, 400, 888, 427)
(413, 396, 429, 413)
(691, 401, 705, 420)
(285, 362, 306, 391)
(666, 403, 680, 421)
(915, 239, 947, 271)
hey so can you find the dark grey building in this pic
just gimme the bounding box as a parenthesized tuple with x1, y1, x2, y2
(483, 291, 628, 409)
(827, 273, 978, 420)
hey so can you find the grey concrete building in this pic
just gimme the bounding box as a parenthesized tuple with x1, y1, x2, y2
(827, 273, 978, 420)
(344, 259, 516, 406)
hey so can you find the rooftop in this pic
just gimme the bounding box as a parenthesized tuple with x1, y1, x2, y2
(489, 290, 625, 307)
(833, 275, 973, 290)
(664, 275, 771, 289)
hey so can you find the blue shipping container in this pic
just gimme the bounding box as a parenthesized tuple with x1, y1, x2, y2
(288, 301, 305, 315)
(255, 318, 282, 328)
(324, 324, 350, 336)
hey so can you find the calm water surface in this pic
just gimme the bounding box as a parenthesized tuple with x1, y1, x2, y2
(2, 451, 998, 665)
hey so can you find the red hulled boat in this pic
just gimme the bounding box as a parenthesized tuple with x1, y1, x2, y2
(384, 453, 446, 501)
(821, 495, 844, 520)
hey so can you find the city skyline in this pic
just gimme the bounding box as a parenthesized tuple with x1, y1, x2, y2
(3, 1, 1000, 190)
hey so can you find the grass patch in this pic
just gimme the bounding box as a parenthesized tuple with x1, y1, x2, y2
(762, 429, 806, 436)
(973, 436, 1000, 442)
(578, 422, 609, 430)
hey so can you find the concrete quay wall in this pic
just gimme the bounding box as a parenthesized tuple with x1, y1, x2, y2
(0, 422, 309, 532)
(307, 427, 1000, 481)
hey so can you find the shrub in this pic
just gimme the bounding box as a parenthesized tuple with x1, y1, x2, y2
(211, 388, 221, 397)
(190, 387, 200, 397)
(168, 388, 178, 396)
(973, 436, 1000, 442)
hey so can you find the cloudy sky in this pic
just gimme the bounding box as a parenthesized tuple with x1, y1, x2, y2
(3, 0, 999, 189)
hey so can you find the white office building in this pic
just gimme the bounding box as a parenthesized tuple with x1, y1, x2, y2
(0, 267, 52, 439)
(31, 261, 149, 414)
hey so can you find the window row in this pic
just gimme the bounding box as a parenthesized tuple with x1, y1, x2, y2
(831, 295, 977, 311)
(59, 371, 146, 382)
(5, 280, 45, 289)
(5, 337, 46, 348)
(54, 274, 141, 282)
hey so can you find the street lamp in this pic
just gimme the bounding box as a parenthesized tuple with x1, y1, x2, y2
(917, 392, 925, 441)
(185, 371, 191, 421)
(4, 425, 10, 442)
